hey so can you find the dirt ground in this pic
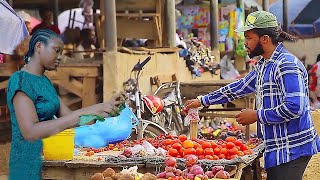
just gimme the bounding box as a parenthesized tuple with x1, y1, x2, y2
(303, 153, 320, 180)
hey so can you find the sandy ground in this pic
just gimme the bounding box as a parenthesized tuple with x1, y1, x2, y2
(303, 153, 320, 180)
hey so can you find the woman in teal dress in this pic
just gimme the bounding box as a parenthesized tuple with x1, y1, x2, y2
(6, 29, 124, 180)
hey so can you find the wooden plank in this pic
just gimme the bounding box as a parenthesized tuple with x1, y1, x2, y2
(117, 18, 158, 40)
(82, 77, 97, 107)
(0, 80, 8, 91)
(45, 67, 99, 77)
(42, 166, 74, 180)
(116, 13, 160, 17)
(116, 0, 156, 12)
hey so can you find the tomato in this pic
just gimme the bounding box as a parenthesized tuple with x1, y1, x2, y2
(229, 154, 238, 159)
(205, 155, 214, 160)
(220, 148, 228, 155)
(218, 154, 226, 159)
(196, 147, 204, 156)
(193, 142, 201, 149)
(241, 144, 249, 151)
(173, 139, 181, 144)
(226, 142, 235, 149)
(164, 139, 173, 146)
(198, 155, 205, 160)
(178, 134, 187, 142)
(228, 147, 239, 155)
(179, 147, 185, 155)
(184, 148, 196, 155)
(204, 148, 214, 156)
(201, 142, 212, 149)
(166, 134, 174, 139)
(225, 136, 237, 143)
(214, 147, 221, 155)
(172, 143, 182, 150)
(168, 148, 179, 157)
(234, 139, 243, 146)
(212, 155, 219, 160)
(237, 151, 245, 156)
(210, 141, 218, 149)
(182, 140, 194, 149)
(243, 149, 253, 155)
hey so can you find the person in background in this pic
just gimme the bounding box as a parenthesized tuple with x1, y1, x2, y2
(31, 7, 60, 35)
(183, 11, 320, 180)
(16, 11, 32, 34)
(74, 28, 96, 59)
(7, 29, 125, 179)
(309, 54, 320, 109)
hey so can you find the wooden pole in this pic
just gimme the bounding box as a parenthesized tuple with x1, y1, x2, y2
(262, 0, 269, 11)
(166, 0, 176, 47)
(52, 0, 59, 26)
(283, 0, 288, 32)
(104, 0, 117, 52)
(210, 0, 219, 50)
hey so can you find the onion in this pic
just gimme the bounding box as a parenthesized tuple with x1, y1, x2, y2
(165, 166, 176, 172)
(165, 157, 177, 167)
(205, 171, 214, 178)
(185, 154, 198, 167)
(156, 172, 166, 178)
(165, 172, 175, 178)
(185, 173, 195, 179)
(214, 170, 231, 179)
(190, 164, 204, 176)
(212, 165, 224, 175)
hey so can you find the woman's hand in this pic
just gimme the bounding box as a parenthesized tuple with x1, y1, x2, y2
(84, 92, 127, 117)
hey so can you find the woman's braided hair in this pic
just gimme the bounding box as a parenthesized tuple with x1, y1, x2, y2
(24, 29, 61, 64)
(253, 26, 298, 45)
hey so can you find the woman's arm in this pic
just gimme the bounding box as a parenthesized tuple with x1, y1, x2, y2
(57, 97, 72, 117)
(13, 92, 119, 141)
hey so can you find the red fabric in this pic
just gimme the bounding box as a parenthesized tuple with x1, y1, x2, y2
(0, 54, 5, 63)
(31, 23, 61, 35)
(309, 64, 318, 91)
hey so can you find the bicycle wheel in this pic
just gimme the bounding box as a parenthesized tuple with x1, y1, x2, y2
(129, 123, 167, 140)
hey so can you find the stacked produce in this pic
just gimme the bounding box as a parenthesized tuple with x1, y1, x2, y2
(90, 167, 157, 180)
(156, 156, 231, 179)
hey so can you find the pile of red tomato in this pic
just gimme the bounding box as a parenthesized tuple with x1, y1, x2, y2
(162, 135, 253, 160)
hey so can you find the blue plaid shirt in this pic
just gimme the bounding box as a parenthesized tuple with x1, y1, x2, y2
(201, 43, 320, 169)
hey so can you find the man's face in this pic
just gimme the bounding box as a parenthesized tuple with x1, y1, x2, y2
(41, 10, 53, 23)
(244, 30, 265, 58)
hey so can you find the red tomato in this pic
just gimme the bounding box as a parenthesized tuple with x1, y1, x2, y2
(235, 139, 243, 146)
(220, 148, 228, 155)
(172, 143, 182, 150)
(243, 150, 253, 155)
(237, 151, 245, 156)
(210, 141, 218, 149)
(226, 142, 235, 149)
(196, 147, 204, 156)
(201, 142, 212, 149)
(241, 144, 249, 151)
(205, 155, 214, 160)
(228, 147, 239, 155)
(214, 147, 221, 155)
(229, 154, 238, 159)
(212, 155, 219, 160)
(193, 142, 201, 149)
(204, 148, 214, 156)
(225, 136, 237, 143)
(164, 139, 173, 146)
(218, 154, 226, 159)
(168, 148, 179, 157)
(184, 148, 196, 155)
(179, 147, 185, 155)
(198, 155, 205, 160)
(178, 134, 187, 142)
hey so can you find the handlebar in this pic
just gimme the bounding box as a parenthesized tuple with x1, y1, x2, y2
(132, 56, 151, 71)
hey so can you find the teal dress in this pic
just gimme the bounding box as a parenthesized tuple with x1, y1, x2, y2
(6, 71, 60, 180)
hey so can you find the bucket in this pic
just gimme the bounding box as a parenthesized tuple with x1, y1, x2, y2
(43, 129, 75, 160)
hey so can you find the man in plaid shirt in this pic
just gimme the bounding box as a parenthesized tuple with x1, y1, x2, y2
(184, 11, 320, 180)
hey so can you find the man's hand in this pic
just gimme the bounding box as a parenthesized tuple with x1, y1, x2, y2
(182, 99, 201, 115)
(235, 109, 258, 125)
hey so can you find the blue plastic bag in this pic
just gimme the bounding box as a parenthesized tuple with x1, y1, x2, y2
(74, 105, 138, 148)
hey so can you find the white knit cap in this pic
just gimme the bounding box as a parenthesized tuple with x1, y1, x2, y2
(16, 11, 31, 22)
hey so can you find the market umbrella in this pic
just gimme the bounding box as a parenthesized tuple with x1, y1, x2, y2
(0, 1, 29, 55)
(269, 0, 320, 36)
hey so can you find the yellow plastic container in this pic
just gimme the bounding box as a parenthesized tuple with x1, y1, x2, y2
(43, 129, 75, 160)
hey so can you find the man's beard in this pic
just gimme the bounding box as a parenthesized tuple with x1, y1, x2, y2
(247, 42, 264, 58)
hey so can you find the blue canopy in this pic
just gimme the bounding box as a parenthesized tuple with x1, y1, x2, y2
(0, 0, 29, 55)
(269, 0, 320, 36)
